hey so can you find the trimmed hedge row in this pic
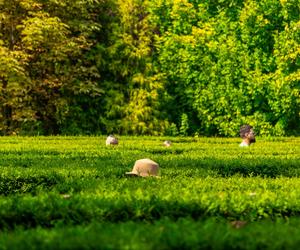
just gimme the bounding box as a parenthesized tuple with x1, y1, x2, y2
(1, 176, 300, 228)
(1, 218, 300, 250)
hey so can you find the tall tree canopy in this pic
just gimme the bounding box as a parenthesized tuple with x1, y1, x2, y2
(0, 0, 299, 136)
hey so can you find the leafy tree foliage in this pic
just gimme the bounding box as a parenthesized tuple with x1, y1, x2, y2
(1, 0, 105, 135)
(97, 0, 169, 135)
(0, 0, 299, 136)
(149, 0, 299, 136)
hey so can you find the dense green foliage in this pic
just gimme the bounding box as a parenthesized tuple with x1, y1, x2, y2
(0, 136, 299, 249)
(2, 218, 300, 250)
(0, 0, 299, 136)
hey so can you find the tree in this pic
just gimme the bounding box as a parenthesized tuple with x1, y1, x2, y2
(98, 0, 168, 135)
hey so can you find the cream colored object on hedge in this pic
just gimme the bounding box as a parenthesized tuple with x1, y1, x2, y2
(126, 158, 160, 177)
(106, 135, 118, 145)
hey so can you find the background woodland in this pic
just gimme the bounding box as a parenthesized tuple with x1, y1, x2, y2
(0, 0, 299, 136)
